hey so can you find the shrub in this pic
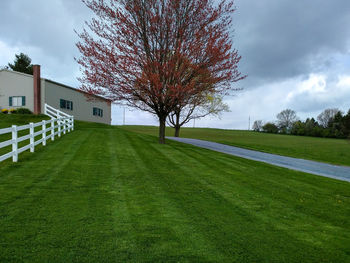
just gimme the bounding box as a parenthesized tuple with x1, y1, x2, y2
(16, 108, 33, 114)
(1, 108, 8, 114)
(9, 109, 17, 114)
(262, 122, 279, 133)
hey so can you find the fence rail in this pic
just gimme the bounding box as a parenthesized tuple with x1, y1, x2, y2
(0, 104, 74, 163)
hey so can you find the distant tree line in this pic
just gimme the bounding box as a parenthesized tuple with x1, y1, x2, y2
(252, 108, 350, 139)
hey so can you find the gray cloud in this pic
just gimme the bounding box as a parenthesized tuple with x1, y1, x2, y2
(286, 74, 350, 113)
(0, 0, 91, 85)
(234, 0, 350, 86)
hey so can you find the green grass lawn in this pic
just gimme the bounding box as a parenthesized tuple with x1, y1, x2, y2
(0, 114, 52, 158)
(0, 117, 349, 262)
(0, 113, 51, 129)
(121, 125, 350, 166)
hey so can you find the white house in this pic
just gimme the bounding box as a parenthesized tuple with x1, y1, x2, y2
(0, 65, 112, 125)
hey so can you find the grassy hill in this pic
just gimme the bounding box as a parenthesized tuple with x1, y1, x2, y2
(0, 114, 51, 158)
(0, 116, 349, 262)
(121, 126, 350, 166)
(0, 113, 50, 128)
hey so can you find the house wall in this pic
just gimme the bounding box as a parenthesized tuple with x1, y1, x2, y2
(0, 70, 35, 111)
(44, 80, 111, 124)
(0, 70, 111, 124)
(40, 79, 45, 112)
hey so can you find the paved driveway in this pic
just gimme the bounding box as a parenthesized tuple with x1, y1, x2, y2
(167, 137, 350, 182)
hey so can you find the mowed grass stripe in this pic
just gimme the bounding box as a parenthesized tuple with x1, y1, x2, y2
(149, 138, 349, 261)
(112, 131, 349, 262)
(104, 131, 215, 262)
(0, 130, 89, 207)
(0, 123, 349, 262)
(165, 140, 349, 244)
(173, 140, 347, 217)
(131, 136, 259, 261)
(0, 128, 119, 262)
(121, 132, 227, 262)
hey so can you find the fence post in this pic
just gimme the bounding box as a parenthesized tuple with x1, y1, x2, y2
(63, 117, 67, 135)
(61, 118, 64, 135)
(72, 117, 74, 131)
(58, 117, 61, 137)
(12, 125, 18, 162)
(51, 120, 55, 141)
(42, 120, 46, 146)
(30, 122, 34, 153)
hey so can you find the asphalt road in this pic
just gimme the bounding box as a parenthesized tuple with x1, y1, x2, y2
(167, 137, 350, 183)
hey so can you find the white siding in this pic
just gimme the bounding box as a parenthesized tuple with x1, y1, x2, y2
(0, 70, 111, 124)
(0, 70, 34, 111)
(44, 80, 111, 124)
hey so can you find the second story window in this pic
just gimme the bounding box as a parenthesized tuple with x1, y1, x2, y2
(93, 107, 103, 117)
(60, 99, 73, 110)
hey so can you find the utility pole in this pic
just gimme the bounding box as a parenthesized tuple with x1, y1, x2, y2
(193, 118, 195, 128)
(248, 116, 250, 130)
(123, 107, 126, 125)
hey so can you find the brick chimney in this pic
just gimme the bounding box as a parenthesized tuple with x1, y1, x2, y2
(33, 65, 41, 114)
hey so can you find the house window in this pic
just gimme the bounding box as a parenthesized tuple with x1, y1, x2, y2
(93, 107, 103, 117)
(60, 99, 73, 110)
(9, 96, 26, 107)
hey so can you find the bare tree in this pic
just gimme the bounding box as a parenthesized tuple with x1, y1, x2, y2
(276, 109, 298, 133)
(167, 94, 230, 137)
(317, 108, 341, 128)
(252, 120, 263, 132)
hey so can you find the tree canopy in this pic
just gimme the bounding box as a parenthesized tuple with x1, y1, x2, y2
(276, 109, 298, 133)
(76, 0, 245, 143)
(317, 108, 340, 128)
(8, 53, 33, 75)
(167, 93, 230, 137)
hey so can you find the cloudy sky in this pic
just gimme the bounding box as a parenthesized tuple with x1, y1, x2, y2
(1, 0, 349, 128)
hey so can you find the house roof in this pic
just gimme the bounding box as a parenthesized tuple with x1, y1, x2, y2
(0, 69, 112, 102)
(0, 68, 33, 78)
(44, 79, 112, 102)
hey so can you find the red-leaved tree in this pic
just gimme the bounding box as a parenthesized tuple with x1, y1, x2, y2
(76, 0, 245, 144)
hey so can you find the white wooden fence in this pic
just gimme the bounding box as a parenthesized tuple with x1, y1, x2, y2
(0, 104, 74, 163)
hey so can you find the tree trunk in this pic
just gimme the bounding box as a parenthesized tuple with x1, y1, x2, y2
(174, 125, 180, 137)
(158, 117, 166, 144)
(174, 111, 181, 137)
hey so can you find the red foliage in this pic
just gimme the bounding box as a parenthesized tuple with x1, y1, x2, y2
(76, 0, 245, 143)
